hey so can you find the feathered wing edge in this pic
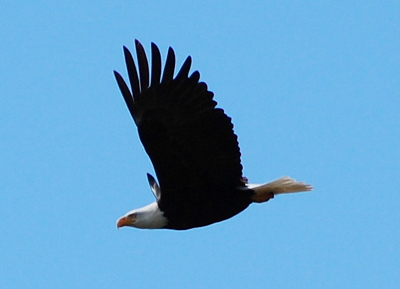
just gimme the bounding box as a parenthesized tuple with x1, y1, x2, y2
(113, 40, 194, 126)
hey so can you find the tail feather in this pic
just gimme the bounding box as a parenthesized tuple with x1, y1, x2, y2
(251, 176, 312, 203)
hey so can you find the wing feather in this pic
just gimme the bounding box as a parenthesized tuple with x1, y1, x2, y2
(135, 40, 149, 91)
(161, 47, 175, 84)
(150, 43, 162, 87)
(123, 46, 140, 99)
(113, 70, 135, 121)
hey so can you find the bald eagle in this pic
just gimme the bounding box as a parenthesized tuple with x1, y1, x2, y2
(114, 40, 312, 230)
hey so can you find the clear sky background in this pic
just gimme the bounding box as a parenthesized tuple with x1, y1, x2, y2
(1, 1, 399, 288)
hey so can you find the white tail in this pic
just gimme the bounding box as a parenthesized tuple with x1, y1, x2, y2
(251, 176, 313, 203)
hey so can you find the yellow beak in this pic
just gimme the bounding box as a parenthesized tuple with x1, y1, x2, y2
(116, 215, 135, 229)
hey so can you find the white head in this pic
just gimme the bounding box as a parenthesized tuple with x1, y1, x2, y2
(116, 202, 167, 229)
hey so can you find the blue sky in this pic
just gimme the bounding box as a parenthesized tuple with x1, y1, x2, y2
(1, 1, 399, 288)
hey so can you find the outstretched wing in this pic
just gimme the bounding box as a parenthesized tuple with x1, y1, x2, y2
(114, 40, 244, 212)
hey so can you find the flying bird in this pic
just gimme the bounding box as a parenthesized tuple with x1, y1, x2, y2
(114, 40, 312, 230)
